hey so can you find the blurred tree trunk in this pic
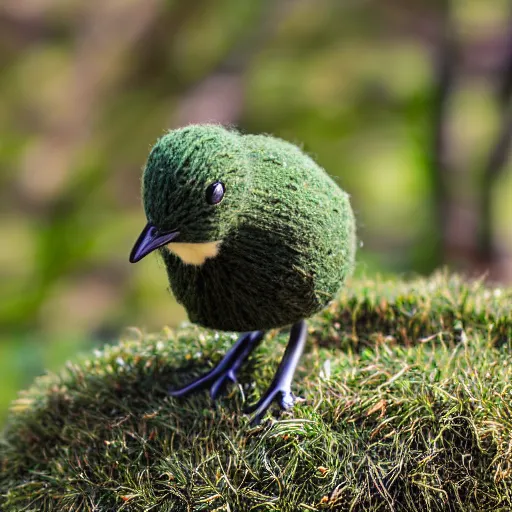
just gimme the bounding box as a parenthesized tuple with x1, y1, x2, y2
(429, 2, 457, 271)
(475, 19, 512, 281)
(429, 1, 512, 282)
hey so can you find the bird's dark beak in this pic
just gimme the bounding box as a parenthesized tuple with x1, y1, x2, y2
(129, 223, 180, 263)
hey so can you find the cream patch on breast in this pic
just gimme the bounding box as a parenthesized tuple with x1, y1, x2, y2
(167, 241, 222, 266)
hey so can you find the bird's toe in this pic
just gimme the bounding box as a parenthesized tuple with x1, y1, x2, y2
(246, 385, 299, 425)
(278, 390, 296, 410)
(209, 372, 238, 401)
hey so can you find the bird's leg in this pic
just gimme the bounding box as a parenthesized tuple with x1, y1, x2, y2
(246, 320, 307, 425)
(169, 330, 265, 402)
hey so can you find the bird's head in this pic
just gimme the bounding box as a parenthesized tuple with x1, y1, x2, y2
(129, 124, 249, 264)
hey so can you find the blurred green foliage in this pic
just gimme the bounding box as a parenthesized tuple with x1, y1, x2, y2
(1, 0, 511, 423)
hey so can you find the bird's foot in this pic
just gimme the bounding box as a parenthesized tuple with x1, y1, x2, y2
(246, 320, 307, 425)
(169, 330, 264, 402)
(169, 320, 307, 426)
(245, 383, 297, 425)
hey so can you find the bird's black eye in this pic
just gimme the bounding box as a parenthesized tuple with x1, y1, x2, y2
(205, 181, 225, 205)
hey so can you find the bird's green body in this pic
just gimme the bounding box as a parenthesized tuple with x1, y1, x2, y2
(141, 124, 356, 332)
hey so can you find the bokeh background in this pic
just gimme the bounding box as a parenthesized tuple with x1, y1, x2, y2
(1, 0, 512, 423)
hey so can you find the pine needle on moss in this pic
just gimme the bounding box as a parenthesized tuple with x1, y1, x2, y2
(1, 272, 512, 511)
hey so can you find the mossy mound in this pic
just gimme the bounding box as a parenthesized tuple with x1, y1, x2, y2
(1, 273, 512, 511)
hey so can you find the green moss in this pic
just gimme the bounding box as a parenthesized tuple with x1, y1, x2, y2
(1, 272, 512, 511)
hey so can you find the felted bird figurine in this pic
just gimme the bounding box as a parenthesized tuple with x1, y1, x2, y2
(130, 124, 356, 423)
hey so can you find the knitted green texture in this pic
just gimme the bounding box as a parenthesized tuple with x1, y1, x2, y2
(143, 125, 251, 242)
(143, 124, 356, 331)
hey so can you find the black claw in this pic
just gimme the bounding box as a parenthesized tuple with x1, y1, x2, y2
(248, 391, 296, 425)
(169, 330, 264, 402)
(246, 388, 279, 416)
(248, 320, 307, 425)
(209, 378, 223, 402)
(247, 389, 297, 425)
(279, 390, 296, 410)
(168, 368, 216, 397)
(209, 372, 236, 401)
